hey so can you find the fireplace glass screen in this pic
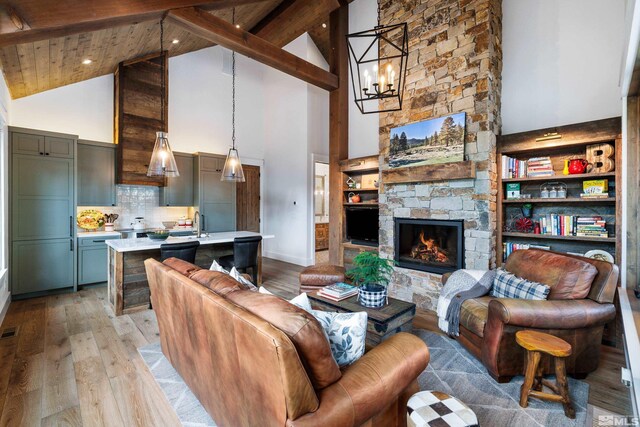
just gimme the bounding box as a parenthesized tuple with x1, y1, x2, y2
(394, 218, 464, 274)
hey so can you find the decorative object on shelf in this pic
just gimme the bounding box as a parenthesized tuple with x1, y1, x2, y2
(347, 251, 394, 308)
(521, 203, 533, 218)
(586, 143, 615, 173)
(567, 158, 590, 175)
(389, 112, 466, 169)
(347, 0, 408, 114)
(373, 179, 380, 188)
(77, 209, 105, 230)
(105, 223, 115, 232)
(540, 186, 550, 198)
(348, 192, 361, 203)
(583, 179, 608, 195)
(584, 249, 614, 263)
(520, 193, 532, 199)
(346, 177, 356, 189)
(355, 182, 361, 189)
(221, 9, 246, 183)
(563, 159, 570, 175)
(506, 183, 521, 199)
(540, 182, 566, 198)
(147, 17, 179, 178)
(515, 217, 534, 233)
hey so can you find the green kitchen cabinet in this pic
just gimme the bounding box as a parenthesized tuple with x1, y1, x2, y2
(78, 141, 116, 206)
(11, 239, 75, 294)
(78, 236, 120, 285)
(11, 132, 74, 158)
(10, 127, 77, 296)
(12, 154, 75, 241)
(160, 153, 194, 206)
(194, 153, 236, 233)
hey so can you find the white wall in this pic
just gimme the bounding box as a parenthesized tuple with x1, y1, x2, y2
(262, 34, 330, 266)
(502, 0, 625, 134)
(348, 0, 380, 157)
(11, 76, 113, 142)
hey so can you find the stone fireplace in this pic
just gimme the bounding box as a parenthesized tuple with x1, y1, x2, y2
(394, 218, 464, 275)
(378, 0, 502, 311)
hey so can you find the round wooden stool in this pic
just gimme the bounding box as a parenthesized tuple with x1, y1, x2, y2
(516, 330, 575, 419)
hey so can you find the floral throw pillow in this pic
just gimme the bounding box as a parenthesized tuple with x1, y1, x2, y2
(311, 310, 367, 367)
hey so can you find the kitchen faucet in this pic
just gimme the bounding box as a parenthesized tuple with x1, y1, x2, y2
(194, 211, 201, 238)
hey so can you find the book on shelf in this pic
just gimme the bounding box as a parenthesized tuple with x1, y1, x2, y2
(502, 243, 550, 260)
(501, 155, 528, 179)
(320, 282, 358, 298)
(580, 193, 610, 199)
(537, 215, 609, 238)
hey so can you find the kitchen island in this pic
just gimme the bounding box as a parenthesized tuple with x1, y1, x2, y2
(106, 231, 274, 315)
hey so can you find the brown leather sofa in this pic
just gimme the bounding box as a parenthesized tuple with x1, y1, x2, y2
(443, 249, 618, 383)
(145, 257, 430, 427)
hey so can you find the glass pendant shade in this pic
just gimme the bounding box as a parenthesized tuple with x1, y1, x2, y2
(221, 147, 245, 182)
(147, 131, 180, 177)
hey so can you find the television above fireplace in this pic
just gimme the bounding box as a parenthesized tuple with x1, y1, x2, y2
(394, 218, 464, 274)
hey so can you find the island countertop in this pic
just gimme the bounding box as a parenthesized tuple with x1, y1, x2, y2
(106, 231, 274, 252)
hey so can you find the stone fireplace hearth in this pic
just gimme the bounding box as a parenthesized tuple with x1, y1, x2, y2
(394, 218, 464, 274)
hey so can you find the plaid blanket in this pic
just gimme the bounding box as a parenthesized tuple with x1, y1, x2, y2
(437, 269, 495, 335)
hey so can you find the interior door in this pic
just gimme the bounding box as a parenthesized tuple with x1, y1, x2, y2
(236, 165, 260, 232)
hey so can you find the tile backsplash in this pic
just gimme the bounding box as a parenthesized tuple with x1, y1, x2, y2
(77, 185, 191, 230)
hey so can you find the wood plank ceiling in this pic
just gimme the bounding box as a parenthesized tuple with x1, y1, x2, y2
(0, 1, 335, 99)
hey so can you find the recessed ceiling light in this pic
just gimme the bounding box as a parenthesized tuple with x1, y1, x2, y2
(235, 24, 240, 29)
(82, 59, 92, 65)
(322, 23, 327, 29)
(172, 39, 179, 44)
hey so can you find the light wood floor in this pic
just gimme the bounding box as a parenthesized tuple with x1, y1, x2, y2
(0, 257, 632, 426)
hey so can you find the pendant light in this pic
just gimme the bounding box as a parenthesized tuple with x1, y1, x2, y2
(147, 17, 179, 177)
(347, 0, 409, 114)
(221, 9, 246, 182)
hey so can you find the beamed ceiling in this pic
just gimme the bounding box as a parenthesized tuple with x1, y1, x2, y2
(0, 0, 333, 99)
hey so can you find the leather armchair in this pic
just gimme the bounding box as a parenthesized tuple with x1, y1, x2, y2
(444, 249, 619, 382)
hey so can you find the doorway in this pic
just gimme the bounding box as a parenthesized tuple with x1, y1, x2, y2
(314, 161, 329, 265)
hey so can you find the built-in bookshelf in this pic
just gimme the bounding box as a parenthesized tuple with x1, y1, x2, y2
(339, 155, 380, 268)
(497, 118, 621, 265)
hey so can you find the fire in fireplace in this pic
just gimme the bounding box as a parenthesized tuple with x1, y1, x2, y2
(394, 218, 464, 274)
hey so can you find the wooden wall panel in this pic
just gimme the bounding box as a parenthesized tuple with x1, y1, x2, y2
(114, 52, 166, 186)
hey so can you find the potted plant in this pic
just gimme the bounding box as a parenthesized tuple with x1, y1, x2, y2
(347, 251, 394, 308)
(521, 203, 533, 218)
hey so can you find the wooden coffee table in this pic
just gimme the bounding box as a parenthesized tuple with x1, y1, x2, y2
(308, 291, 416, 347)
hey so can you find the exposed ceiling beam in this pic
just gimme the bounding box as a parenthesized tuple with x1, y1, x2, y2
(167, 6, 339, 90)
(0, 0, 271, 48)
(250, 0, 338, 48)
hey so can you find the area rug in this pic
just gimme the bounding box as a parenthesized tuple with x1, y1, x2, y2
(139, 329, 588, 427)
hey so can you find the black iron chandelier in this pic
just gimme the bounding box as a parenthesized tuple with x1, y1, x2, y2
(347, 1, 409, 114)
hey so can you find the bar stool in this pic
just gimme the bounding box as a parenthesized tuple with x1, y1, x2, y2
(218, 236, 262, 284)
(516, 330, 575, 419)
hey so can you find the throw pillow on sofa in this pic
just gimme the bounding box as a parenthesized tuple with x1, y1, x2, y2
(312, 310, 367, 367)
(210, 259, 228, 273)
(230, 267, 257, 291)
(258, 287, 313, 312)
(491, 268, 551, 300)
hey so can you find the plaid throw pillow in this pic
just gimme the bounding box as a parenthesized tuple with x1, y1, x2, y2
(491, 268, 551, 300)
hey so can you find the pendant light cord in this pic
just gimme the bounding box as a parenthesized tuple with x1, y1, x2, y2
(377, 0, 381, 27)
(232, 8, 236, 150)
(160, 17, 165, 131)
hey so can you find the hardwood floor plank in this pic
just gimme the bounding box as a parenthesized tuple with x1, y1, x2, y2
(65, 304, 90, 336)
(69, 332, 100, 362)
(41, 405, 82, 427)
(74, 356, 125, 427)
(128, 310, 160, 344)
(42, 376, 79, 420)
(8, 352, 44, 396)
(0, 389, 42, 427)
